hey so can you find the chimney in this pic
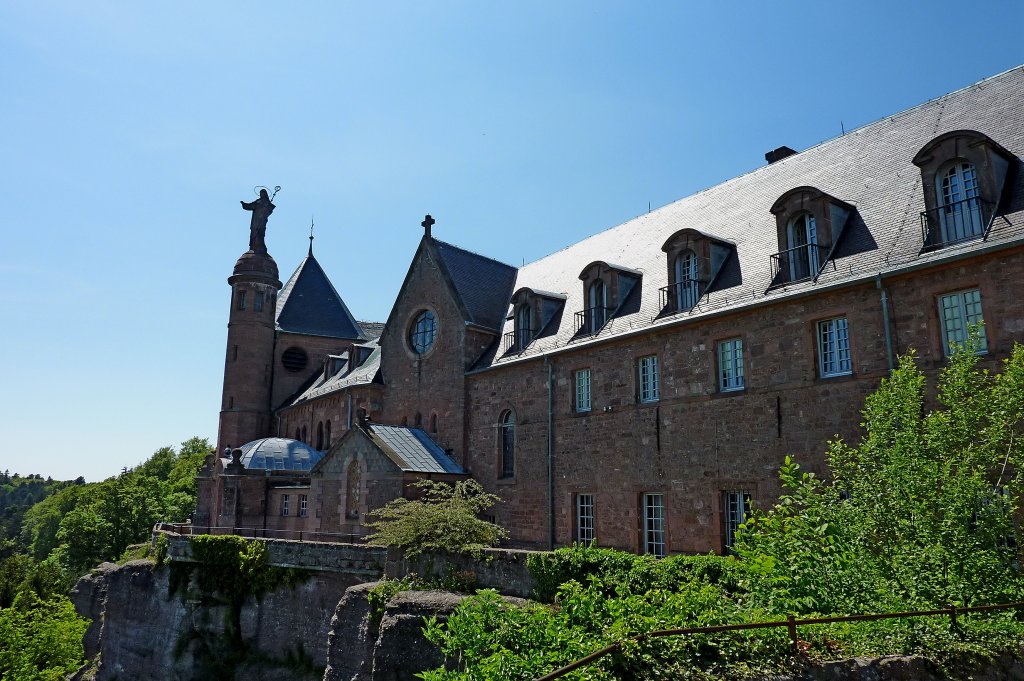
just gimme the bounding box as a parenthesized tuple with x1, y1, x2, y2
(765, 146, 798, 164)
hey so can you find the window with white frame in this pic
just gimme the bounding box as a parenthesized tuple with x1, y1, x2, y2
(281, 494, 290, 517)
(817, 317, 852, 377)
(575, 369, 592, 413)
(577, 494, 594, 544)
(299, 494, 308, 517)
(723, 490, 751, 553)
(718, 338, 744, 392)
(939, 289, 987, 355)
(638, 355, 660, 403)
(643, 493, 665, 557)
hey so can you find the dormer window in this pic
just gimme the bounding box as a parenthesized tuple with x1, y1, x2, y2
(769, 187, 852, 286)
(575, 262, 641, 336)
(659, 228, 734, 315)
(913, 130, 1012, 251)
(503, 288, 566, 354)
(786, 213, 820, 282)
(586, 279, 607, 334)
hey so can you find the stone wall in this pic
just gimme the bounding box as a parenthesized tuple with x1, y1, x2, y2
(384, 546, 538, 599)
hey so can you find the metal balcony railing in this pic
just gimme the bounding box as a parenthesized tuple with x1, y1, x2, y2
(921, 196, 993, 250)
(770, 242, 830, 285)
(503, 328, 536, 354)
(574, 306, 612, 336)
(659, 278, 707, 314)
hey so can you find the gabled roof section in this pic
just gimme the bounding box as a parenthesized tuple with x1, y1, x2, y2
(276, 254, 364, 339)
(285, 341, 382, 406)
(368, 425, 466, 474)
(432, 239, 518, 332)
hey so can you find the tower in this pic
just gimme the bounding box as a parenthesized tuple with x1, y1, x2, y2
(217, 189, 283, 454)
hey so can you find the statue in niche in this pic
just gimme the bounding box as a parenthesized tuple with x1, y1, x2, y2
(345, 459, 361, 520)
(240, 188, 275, 253)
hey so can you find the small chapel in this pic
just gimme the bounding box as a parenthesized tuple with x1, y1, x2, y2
(196, 66, 1024, 554)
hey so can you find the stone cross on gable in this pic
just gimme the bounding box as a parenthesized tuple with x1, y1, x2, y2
(421, 214, 435, 238)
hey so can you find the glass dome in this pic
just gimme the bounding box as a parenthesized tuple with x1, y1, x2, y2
(238, 438, 323, 472)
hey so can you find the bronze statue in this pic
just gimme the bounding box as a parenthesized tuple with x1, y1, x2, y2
(240, 188, 275, 253)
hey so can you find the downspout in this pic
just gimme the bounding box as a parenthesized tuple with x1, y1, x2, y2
(875, 273, 895, 372)
(545, 356, 554, 550)
(347, 393, 353, 430)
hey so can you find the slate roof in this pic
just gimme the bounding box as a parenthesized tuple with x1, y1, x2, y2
(367, 425, 466, 474)
(237, 438, 324, 471)
(288, 341, 382, 405)
(432, 239, 518, 332)
(477, 65, 1024, 370)
(276, 254, 365, 339)
(358, 321, 385, 341)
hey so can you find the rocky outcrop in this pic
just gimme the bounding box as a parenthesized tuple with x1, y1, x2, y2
(768, 653, 1024, 680)
(73, 560, 362, 681)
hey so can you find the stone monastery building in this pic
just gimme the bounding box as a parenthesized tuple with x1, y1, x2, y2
(196, 66, 1024, 555)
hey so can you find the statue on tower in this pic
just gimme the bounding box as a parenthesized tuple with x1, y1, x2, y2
(240, 188, 276, 253)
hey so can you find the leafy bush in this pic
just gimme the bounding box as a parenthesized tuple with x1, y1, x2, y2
(737, 340, 1024, 614)
(0, 591, 89, 681)
(527, 543, 747, 603)
(367, 577, 416, 624)
(366, 479, 507, 559)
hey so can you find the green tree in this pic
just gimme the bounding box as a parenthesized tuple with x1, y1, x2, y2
(738, 338, 1024, 612)
(55, 507, 112, 575)
(366, 479, 507, 558)
(0, 592, 89, 681)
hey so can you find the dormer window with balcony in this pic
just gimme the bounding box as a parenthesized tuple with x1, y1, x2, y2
(575, 262, 641, 336)
(769, 187, 853, 286)
(913, 130, 1013, 251)
(659, 228, 735, 315)
(503, 288, 566, 354)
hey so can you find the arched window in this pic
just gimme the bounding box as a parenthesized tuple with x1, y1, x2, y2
(325, 421, 332, 448)
(587, 279, 607, 333)
(500, 410, 515, 479)
(938, 161, 983, 242)
(345, 459, 361, 519)
(294, 427, 301, 441)
(673, 250, 699, 311)
(316, 422, 324, 450)
(430, 413, 439, 433)
(515, 305, 532, 350)
(301, 425, 307, 444)
(414, 412, 422, 427)
(786, 213, 819, 281)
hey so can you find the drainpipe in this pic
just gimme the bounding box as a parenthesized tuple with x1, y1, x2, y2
(545, 356, 554, 550)
(875, 273, 895, 372)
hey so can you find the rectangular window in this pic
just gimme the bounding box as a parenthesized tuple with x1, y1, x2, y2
(280, 494, 290, 517)
(638, 355, 660, 403)
(299, 494, 308, 518)
(576, 494, 594, 544)
(939, 289, 987, 355)
(643, 493, 665, 557)
(718, 338, 744, 392)
(723, 490, 751, 554)
(254, 291, 265, 312)
(236, 289, 247, 311)
(817, 317, 852, 377)
(575, 369, 592, 413)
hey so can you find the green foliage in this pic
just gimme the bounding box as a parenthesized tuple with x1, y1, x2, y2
(367, 577, 416, 624)
(366, 479, 507, 559)
(0, 591, 89, 681)
(18, 437, 211, 579)
(527, 543, 747, 603)
(737, 340, 1024, 613)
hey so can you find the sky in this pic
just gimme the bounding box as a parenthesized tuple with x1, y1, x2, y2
(1, 1, 1021, 482)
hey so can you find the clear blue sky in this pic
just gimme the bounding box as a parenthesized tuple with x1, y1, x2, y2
(2, 1, 1021, 481)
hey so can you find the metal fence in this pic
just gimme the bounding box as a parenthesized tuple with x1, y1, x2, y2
(535, 601, 1024, 681)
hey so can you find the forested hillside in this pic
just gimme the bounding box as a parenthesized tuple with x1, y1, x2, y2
(0, 436, 211, 679)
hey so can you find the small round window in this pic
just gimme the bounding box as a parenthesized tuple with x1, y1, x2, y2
(281, 346, 309, 372)
(409, 310, 437, 354)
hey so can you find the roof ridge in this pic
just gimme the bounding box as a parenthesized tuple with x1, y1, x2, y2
(433, 238, 517, 271)
(518, 64, 1024, 272)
